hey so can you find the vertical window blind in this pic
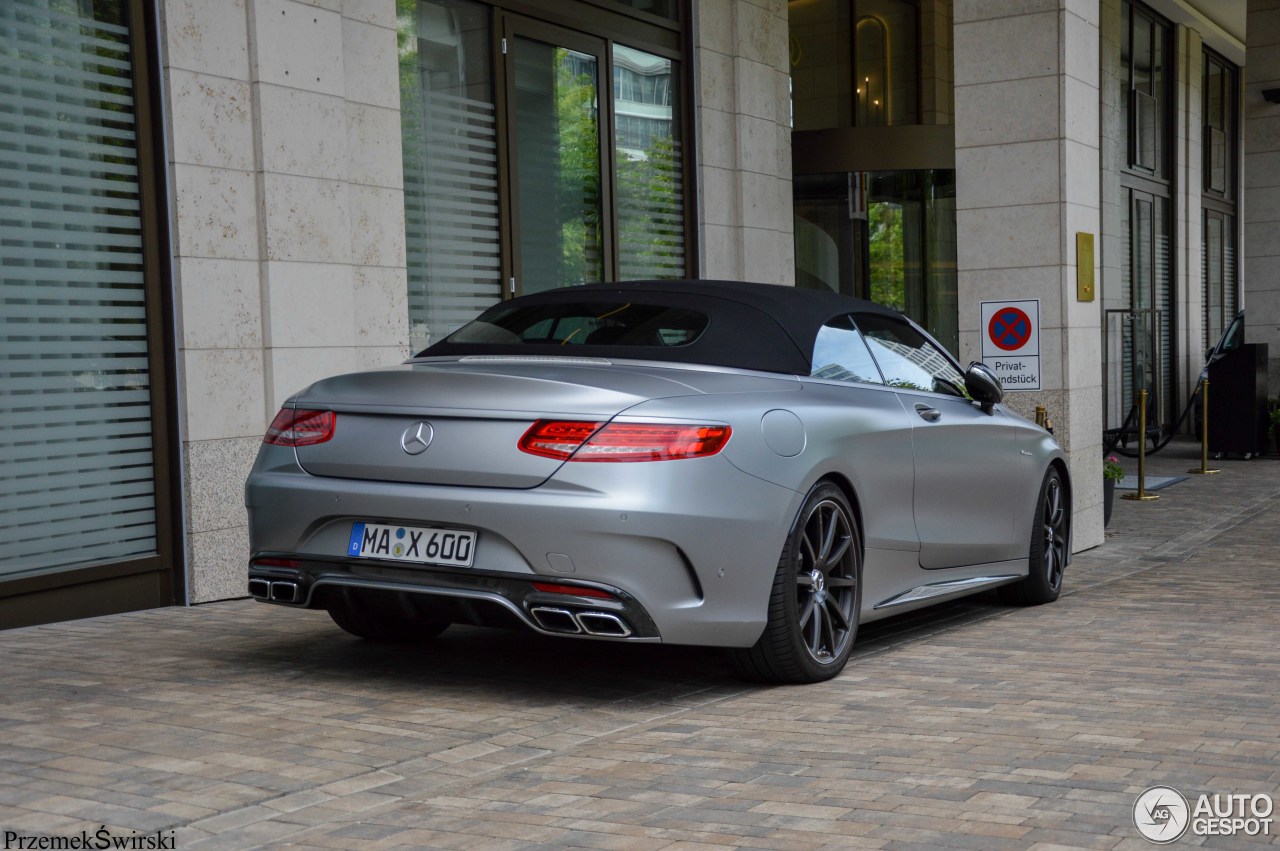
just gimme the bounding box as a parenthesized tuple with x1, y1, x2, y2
(0, 0, 156, 578)
(401, 0, 502, 353)
(613, 45, 684, 281)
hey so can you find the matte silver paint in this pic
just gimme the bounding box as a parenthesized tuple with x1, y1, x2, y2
(246, 354, 1069, 648)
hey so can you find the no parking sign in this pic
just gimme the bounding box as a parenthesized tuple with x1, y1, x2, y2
(980, 300, 1040, 391)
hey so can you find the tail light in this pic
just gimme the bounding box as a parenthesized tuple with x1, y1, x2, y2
(519, 420, 731, 462)
(264, 408, 335, 446)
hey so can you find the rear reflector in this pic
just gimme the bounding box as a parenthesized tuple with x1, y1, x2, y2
(519, 420, 731, 462)
(531, 582, 615, 600)
(264, 409, 335, 446)
(252, 557, 302, 569)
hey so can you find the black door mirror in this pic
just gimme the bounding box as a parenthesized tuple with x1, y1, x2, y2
(965, 362, 1003, 414)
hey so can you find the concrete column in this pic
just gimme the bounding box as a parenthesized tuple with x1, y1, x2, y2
(1245, 0, 1280, 390)
(693, 0, 795, 284)
(162, 0, 408, 602)
(953, 0, 1105, 550)
(1176, 28, 1204, 409)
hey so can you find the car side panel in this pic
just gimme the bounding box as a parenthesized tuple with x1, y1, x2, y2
(624, 379, 921, 555)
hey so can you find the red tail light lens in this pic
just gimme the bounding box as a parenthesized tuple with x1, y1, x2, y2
(264, 408, 335, 446)
(519, 420, 731, 462)
(531, 582, 616, 600)
(518, 420, 605, 459)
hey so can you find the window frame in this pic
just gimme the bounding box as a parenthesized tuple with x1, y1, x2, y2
(1201, 47, 1240, 351)
(493, 1, 695, 296)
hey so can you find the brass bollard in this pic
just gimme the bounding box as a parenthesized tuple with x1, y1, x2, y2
(1122, 388, 1159, 501)
(1188, 377, 1221, 475)
(1035, 405, 1047, 428)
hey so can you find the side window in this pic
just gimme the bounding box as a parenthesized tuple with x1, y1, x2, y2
(810, 315, 884, 385)
(854, 313, 966, 397)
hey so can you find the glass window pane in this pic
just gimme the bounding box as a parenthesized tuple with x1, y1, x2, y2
(794, 172, 863, 298)
(608, 0, 677, 21)
(449, 302, 707, 346)
(856, 1, 917, 126)
(795, 170, 957, 356)
(1205, 57, 1223, 129)
(855, 313, 965, 397)
(0, 0, 156, 578)
(613, 44, 684, 279)
(789, 0, 852, 131)
(811, 315, 884, 384)
(1151, 17, 1167, 176)
(400, 0, 501, 351)
(1205, 212, 1224, 344)
(513, 39, 603, 293)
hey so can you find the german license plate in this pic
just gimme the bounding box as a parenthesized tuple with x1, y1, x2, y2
(347, 522, 476, 568)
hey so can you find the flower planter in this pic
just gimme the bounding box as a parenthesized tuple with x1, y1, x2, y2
(1104, 477, 1116, 526)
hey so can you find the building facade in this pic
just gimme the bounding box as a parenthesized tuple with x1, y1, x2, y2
(0, 0, 1274, 626)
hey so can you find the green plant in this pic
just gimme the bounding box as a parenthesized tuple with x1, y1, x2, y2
(1103, 455, 1124, 482)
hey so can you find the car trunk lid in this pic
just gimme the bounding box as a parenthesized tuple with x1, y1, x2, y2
(290, 359, 704, 488)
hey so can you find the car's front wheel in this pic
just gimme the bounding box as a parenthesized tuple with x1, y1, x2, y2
(731, 481, 862, 683)
(327, 594, 449, 644)
(999, 465, 1068, 605)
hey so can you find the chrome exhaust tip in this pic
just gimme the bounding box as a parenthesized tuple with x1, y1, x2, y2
(529, 606, 583, 634)
(575, 612, 632, 637)
(248, 578, 271, 599)
(269, 581, 300, 603)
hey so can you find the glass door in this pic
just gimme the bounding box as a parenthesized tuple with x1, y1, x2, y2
(1117, 188, 1174, 434)
(502, 18, 610, 294)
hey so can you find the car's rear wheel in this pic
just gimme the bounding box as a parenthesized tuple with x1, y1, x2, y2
(731, 481, 861, 683)
(999, 466, 1068, 605)
(327, 596, 449, 644)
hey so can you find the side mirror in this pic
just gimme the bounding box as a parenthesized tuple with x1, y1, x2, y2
(965, 362, 1003, 414)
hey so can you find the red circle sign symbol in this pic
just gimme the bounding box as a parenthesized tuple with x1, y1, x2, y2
(988, 307, 1033, 352)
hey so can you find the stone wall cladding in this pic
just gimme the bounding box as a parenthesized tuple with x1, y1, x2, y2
(162, 0, 408, 603)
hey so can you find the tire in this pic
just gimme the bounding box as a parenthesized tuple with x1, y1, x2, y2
(731, 482, 861, 684)
(327, 596, 449, 644)
(999, 466, 1068, 606)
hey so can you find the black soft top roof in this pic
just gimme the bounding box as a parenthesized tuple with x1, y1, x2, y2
(419, 280, 906, 375)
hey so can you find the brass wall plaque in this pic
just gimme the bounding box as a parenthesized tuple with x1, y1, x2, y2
(1076, 232, 1095, 302)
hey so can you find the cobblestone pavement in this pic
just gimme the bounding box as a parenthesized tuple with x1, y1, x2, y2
(2, 439, 1278, 850)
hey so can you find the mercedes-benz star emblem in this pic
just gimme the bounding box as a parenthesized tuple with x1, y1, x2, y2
(400, 421, 434, 455)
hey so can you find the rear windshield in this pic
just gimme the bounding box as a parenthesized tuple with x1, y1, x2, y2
(447, 302, 709, 348)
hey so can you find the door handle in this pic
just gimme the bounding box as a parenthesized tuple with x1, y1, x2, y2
(915, 403, 941, 422)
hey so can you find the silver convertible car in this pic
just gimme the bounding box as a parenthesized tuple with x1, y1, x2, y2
(245, 280, 1070, 683)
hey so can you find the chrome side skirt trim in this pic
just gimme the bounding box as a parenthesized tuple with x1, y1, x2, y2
(872, 574, 1020, 610)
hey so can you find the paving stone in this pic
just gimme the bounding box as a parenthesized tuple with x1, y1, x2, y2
(1, 440, 1278, 847)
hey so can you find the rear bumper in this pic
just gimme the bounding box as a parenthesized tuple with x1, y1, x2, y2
(247, 555, 661, 640)
(245, 447, 803, 647)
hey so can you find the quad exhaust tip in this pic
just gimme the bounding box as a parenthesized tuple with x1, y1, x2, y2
(575, 611, 631, 637)
(249, 578, 300, 604)
(529, 606, 632, 637)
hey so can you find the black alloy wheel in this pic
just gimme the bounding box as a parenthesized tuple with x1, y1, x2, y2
(999, 466, 1069, 605)
(731, 481, 861, 683)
